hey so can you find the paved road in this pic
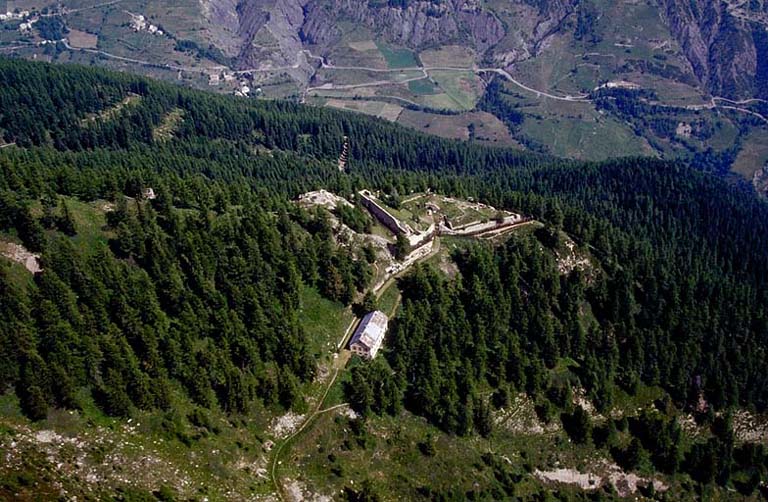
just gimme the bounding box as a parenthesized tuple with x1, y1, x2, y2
(477, 67, 591, 102)
(11, 40, 767, 122)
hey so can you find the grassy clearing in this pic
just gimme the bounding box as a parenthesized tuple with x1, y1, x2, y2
(284, 401, 641, 500)
(284, 409, 491, 498)
(424, 70, 480, 111)
(400, 193, 511, 229)
(397, 109, 518, 146)
(153, 107, 185, 141)
(65, 198, 111, 249)
(407, 77, 439, 95)
(521, 115, 652, 160)
(324, 98, 403, 122)
(0, 384, 277, 501)
(0, 257, 35, 290)
(347, 40, 378, 52)
(705, 118, 740, 151)
(368, 220, 395, 242)
(375, 42, 419, 69)
(732, 129, 768, 178)
(376, 282, 400, 318)
(299, 286, 354, 359)
(419, 45, 475, 68)
(511, 93, 654, 160)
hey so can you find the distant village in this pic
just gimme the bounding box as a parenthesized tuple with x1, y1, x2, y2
(1, 9, 36, 33)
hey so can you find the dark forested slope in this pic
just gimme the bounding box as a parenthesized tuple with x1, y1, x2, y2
(1, 57, 768, 499)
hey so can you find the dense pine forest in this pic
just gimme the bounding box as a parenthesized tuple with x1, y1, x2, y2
(1, 58, 768, 499)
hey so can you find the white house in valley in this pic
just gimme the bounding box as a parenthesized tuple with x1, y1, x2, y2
(349, 311, 388, 359)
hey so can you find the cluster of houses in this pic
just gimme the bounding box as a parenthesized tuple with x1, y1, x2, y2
(127, 13, 164, 36)
(209, 72, 236, 86)
(0, 10, 30, 21)
(1, 10, 37, 33)
(234, 84, 254, 97)
(208, 72, 262, 98)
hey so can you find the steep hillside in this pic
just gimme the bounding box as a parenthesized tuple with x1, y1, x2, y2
(1, 58, 768, 500)
(3, 0, 768, 176)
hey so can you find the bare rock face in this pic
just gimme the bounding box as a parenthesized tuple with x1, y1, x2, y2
(201, 0, 243, 57)
(526, 0, 577, 42)
(659, 0, 762, 99)
(201, 0, 310, 70)
(198, 0, 768, 101)
(753, 163, 768, 197)
(301, 0, 504, 51)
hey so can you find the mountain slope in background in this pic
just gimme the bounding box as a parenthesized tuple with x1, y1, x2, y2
(2, 0, 768, 181)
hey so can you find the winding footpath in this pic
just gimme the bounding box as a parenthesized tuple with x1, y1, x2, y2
(269, 236, 440, 501)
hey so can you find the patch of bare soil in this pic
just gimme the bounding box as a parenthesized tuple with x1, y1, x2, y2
(732, 409, 768, 443)
(270, 412, 306, 439)
(0, 241, 42, 273)
(284, 479, 332, 502)
(493, 394, 560, 435)
(535, 461, 668, 497)
(297, 190, 353, 211)
(67, 29, 98, 49)
(534, 468, 600, 489)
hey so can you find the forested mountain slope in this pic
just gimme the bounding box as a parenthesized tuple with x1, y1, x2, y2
(1, 58, 768, 500)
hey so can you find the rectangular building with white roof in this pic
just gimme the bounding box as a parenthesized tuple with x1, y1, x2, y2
(349, 311, 388, 359)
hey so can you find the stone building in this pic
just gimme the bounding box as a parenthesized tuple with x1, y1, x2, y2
(349, 310, 388, 359)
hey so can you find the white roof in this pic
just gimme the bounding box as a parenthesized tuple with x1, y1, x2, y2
(349, 311, 388, 357)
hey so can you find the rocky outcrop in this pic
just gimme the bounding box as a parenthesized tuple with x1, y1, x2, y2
(198, 0, 768, 100)
(659, 0, 760, 99)
(201, 0, 243, 57)
(527, 0, 577, 43)
(753, 163, 768, 197)
(236, 0, 308, 68)
(301, 0, 504, 51)
(201, 0, 310, 69)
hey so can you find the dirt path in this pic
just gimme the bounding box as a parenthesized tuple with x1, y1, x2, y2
(38, 0, 126, 17)
(269, 351, 351, 502)
(714, 96, 768, 106)
(718, 105, 768, 123)
(478, 220, 537, 240)
(12, 41, 767, 123)
(270, 236, 440, 501)
(303, 48, 768, 123)
(477, 68, 591, 102)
